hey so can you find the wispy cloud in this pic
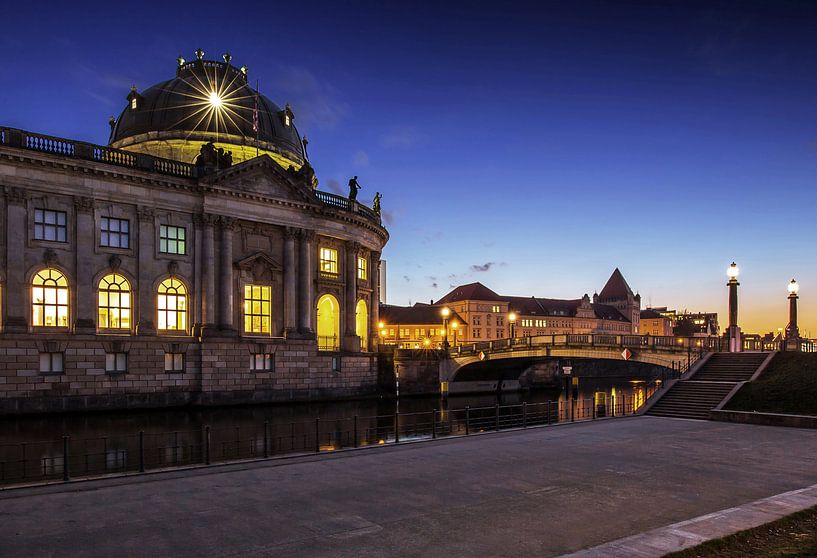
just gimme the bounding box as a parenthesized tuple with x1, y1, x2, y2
(381, 125, 425, 148)
(403, 275, 411, 283)
(272, 66, 348, 129)
(470, 262, 495, 272)
(353, 150, 369, 167)
(325, 178, 344, 195)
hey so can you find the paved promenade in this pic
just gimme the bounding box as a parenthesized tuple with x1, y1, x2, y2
(2, 416, 817, 557)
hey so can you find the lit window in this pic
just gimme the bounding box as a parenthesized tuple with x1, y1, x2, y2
(159, 225, 186, 255)
(357, 257, 367, 280)
(105, 352, 128, 373)
(34, 209, 67, 242)
(98, 273, 131, 330)
(284, 114, 291, 127)
(157, 278, 187, 331)
(101, 217, 130, 249)
(250, 353, 274, 371)
(40, 352, 64, 374)
(164, 352, 184, 372)
(130, 98, 137, 110)
(319, 247, 338, 276)
(32, 268, 69, 328)
(243, 284, 271, 334)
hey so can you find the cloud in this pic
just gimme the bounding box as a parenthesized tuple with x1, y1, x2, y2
(403, 275, 411, 282)
(381, 209, 395, 226)
(353, 150, 369, 167)
(427, 275, 438, 288)
(470, 262, 495, 272)
(325, 178, 344, 195)
(83, 89, 116, 107)
(381, 125, 425, 148)
(272, 66, 348, 129)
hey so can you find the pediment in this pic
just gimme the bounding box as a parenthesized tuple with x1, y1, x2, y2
(206, 155, 317, 203)
(235, 251, 283, 284)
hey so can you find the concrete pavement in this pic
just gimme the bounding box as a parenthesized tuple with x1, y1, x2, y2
(2, 416, 817, 557)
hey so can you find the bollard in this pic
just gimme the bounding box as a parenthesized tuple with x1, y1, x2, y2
(611, 395, 616, 418)
(204, 426, 211, 465)
(139, 431, 145, 472)
(353, 415, 359, 448)
(315, 418, 321, 453)
(432, 409, 437, 439)
(394, 412, 400, 443)
(465, 406, 470, 435)
(263, 421, 269, 458)
(592, 401, 596, 421)
(62, 435, 70, 482)
(522, 402, 527, 428)
(547, 401, 551, 425)
(495, 404, 500, 432)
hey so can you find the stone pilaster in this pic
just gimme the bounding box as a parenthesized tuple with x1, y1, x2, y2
(283, 227, 298, 336)
(370, 250, 381, 351)
(199, 213, 217, 335)
(4, 188, 28, 332)
(135, 206, 156, 335)
(218, 216, 237, 333)
(73, 196, 96, 333)
(297, 229, 315, 337)
(343, 241, 361, 352)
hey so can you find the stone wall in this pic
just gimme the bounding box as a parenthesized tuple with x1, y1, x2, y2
(0, 335, 378, 414)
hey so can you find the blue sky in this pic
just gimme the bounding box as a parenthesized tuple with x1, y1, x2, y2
(2, 1, 816, 335)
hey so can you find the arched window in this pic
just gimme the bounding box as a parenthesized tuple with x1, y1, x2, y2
(243, 284, 271, 335)
(316, 294, 340, 351)
(98, 273, 132, 330)
(355, 299, 368, 351)
(157, 278, 187, 331)
(32, 268, 69, 327)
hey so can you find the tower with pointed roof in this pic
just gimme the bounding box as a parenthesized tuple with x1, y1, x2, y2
(596, 269, 641, 333)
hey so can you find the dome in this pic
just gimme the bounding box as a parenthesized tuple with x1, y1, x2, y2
(109, 52, 305, 168)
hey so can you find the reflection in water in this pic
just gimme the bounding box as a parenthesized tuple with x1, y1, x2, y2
(0, 378, 651, 484)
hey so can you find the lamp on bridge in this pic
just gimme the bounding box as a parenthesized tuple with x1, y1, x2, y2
(508, 312, 517, 339)
(378, 321, 386, 347)
(451, 321, 459, 347)
(785, 279, 800, 351)
(441, 307, 451, 349)
(726, 262, 742, 353)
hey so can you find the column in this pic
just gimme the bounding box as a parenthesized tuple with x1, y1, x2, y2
(283, 227, 298, 336)
(136, 206, 156, 335)
(343, 241, 360, 352)
(297, 229, 314, 336)
(369, 250, 381, 350)
(200, 213, 217, 335)
(218, 216, 237, 333)
(4, 188, 28, 332)
(73, 197, 96, 333)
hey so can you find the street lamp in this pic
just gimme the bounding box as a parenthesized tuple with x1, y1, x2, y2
(441, 307, 451, 349)
(451, 321, 459, 347)
(508, 312, 517, 339)
(786, 278, 800, 350)
(726, 262, 741, 352)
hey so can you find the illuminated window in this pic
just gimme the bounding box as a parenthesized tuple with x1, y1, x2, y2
(101, 217, 130, 249)
(106, 353, 128, 373)
(243, 284, 271, 334)
(32, 268, 69, 328)
(130, 98, 137, 110)
(164, 352, 184, 372)
(319, 247, 338, 276)
(316, 294, 340, 351)
(355, 299, 368, 351)
(284, 114, 291, 127)
(250, 353, 274, 371)
(157, 278, 187, 331)
(357, 257, 367, 280)
(34, 209, 67, 242)
(40, 352, 64, 374)
(159, 225, 186, 255)
(98, 273, 131, 330)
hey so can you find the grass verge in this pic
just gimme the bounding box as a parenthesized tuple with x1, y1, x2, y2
(663, 504, 817, 558)
(726, 353, 817, 416)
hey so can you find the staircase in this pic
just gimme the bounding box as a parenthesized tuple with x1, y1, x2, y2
(646, 353, 769, 420)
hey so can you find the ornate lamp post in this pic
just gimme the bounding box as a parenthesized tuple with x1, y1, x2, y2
(785, 279, 800, 351)
(508, 312, 517, 339)
(441, 307, 451, 349)
(727, 262, 741, 352)
(378, 321, 386, 348)
(451, 321, 459, 347)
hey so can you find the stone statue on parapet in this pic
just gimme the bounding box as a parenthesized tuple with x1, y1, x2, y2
(373, 192, 382, 216)
(195, 142, 233, 171)
(348, 176, 361, 201)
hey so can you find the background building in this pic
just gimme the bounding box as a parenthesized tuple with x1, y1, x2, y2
(639, 309, 674, 336)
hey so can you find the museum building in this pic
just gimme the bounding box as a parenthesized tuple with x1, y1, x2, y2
(0, 52, 388, 413)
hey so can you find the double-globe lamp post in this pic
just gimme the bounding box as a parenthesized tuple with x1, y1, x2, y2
(727, 262, 741, 352)
(441, 307, 450, 349)
(786, 278, 800, 350)
(508, 312, 517, 339)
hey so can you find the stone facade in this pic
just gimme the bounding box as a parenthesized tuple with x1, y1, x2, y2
(0, 128, 388, 414)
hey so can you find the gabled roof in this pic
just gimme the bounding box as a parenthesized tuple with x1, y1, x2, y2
(506, 296, 577, 317)
(436, 282, 503, 304)
(598, 268, 634, 301)
(379, 304, 465, 326)
(640, 309, 666, 320)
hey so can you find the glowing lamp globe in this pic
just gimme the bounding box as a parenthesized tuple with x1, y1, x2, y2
(441, 307, 451, 318)
(451, 321, 458, 330)
(788, 279, 799, 296)
(727, 262, 739, 279)
(508, 312, 517, 323)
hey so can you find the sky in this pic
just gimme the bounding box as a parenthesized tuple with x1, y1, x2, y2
(2, 0, 816, 336)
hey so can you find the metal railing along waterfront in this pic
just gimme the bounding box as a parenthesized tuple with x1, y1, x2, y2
(0, 380, 672, 488)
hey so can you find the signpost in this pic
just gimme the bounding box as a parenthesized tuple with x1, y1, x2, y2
(621, 348, 632, 361)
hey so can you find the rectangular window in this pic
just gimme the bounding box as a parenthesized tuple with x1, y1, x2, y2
(34, 209, 67, 242)
(164, 352, 185, 372)
(319, 247, 338, 276)
(497, 329, 504, 338)
(100, 217, 130, 249)
(105, 352, 128, 373)
(357, 256, 367, 280)
(39, 352, 63, 374)
(491, 305, 500, 313)
(250, 353, 274, 371)
(159, 225, 186, 255)
(473, 328, 481, 338)
(472, 316, 481, 325)
(331, 355, 341, 372)
(243, 284, 272, 334)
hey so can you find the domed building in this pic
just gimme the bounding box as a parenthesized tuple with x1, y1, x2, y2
(0, 51, 388, 414)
